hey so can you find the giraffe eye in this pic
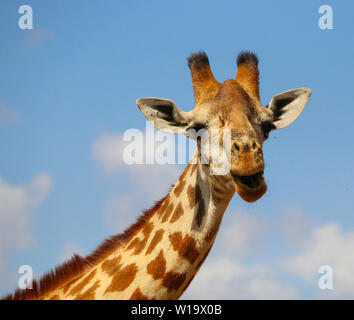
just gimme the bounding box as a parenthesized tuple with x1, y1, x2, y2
(187, 123, 207, 133)
(261, 121, 275, 139)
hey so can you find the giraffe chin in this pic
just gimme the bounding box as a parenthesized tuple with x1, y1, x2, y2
(232, 172, 267, 203)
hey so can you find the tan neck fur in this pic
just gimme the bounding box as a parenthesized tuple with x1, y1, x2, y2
(34, 153, 235, 300)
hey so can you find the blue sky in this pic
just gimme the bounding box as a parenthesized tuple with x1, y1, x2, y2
(0, 0, 354, 298)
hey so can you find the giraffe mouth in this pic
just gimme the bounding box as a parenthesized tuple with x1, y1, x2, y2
(231, 171, 267, 202)
(232, 171, 263, 189)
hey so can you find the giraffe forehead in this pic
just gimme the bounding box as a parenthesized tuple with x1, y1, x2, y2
(196, 88, 263, 129)
(203, 99, 272, 134)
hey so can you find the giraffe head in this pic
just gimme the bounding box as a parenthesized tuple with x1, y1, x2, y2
(137, 51, 311, 202)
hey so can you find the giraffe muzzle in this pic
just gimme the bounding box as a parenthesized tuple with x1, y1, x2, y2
(231, 171, 267, 202)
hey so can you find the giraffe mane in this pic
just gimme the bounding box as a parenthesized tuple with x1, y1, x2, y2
(2, 194, 168, 300)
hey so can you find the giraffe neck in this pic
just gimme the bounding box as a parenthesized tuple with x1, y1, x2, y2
(44, 154, 235, 300)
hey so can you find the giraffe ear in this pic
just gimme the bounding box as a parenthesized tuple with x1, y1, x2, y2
(267, 88, 311, 129)
(136, 97, 191, 134)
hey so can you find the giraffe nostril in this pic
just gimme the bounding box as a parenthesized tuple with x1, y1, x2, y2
(234, 143, 240, 151)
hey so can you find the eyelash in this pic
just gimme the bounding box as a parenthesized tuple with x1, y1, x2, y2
(188, 123, 207, 132)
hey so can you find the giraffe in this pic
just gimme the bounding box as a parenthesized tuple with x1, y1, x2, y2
(3, 51, 311, 300)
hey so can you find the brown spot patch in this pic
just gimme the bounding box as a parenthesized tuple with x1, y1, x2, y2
(49, 294, 60, 300)
(62, 283, 72, 295)
(170, 203, 184, 223)
(173, 180, 186, 197)
(162, 272, 187, 292)
(169, 232, 182, 250)
(187, 185, 196, 209)
(126, 222, 154, 255)
(212, 194, 224, 204)
(187, 185, 206, 227)
(147, 250, 166, 280)
(67, 269, 97, 297)
(195, 185, 206, 227)
(157, 196, 170, 217)
(145, 229, 165, 255)
(75, 280, 100, 300)
(126, 237, 139, 250)
(212, 185, 226, 204)
(62, 276, 83, 295)
(169, 232, 199, 264)
(161, 202, 174, 223)
(136, 222, 154, 254)
(104, 263, 138, 293)
(101, 256, 122, 276)
(130, 287, 148, 300)
(190, 164, 198, 176)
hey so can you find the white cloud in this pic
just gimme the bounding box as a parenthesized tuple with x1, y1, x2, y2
(0, 173, 53, 288)
(185, 209, 354, 299)
(183, 258, 298, 299)
(282, 223, 354, 298)
(0, 101, 20, 125)
(278, 206, 313, 245)
(216, 210, 268, 256)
